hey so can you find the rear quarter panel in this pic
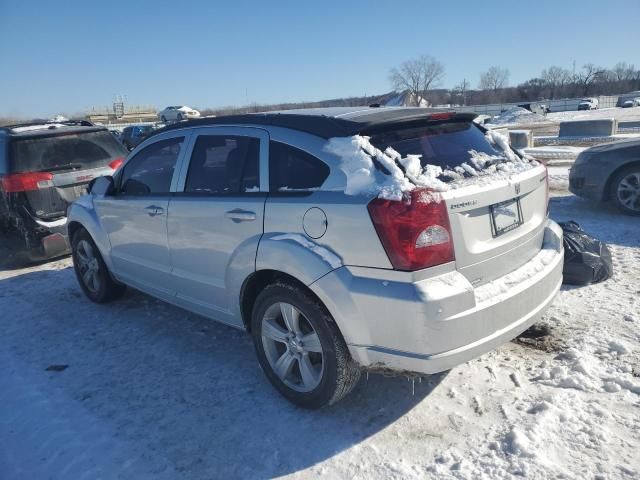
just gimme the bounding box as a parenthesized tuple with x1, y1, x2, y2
(261, 127, 392, 274)
(261, 191, 392, 275)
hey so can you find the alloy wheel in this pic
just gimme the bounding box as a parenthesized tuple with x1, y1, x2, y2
(616, 171, 640, 212)
(75, 240, 101, 294)
(261, 302, 324, 392)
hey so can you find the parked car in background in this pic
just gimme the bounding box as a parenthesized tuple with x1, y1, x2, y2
(578, 98, 599, 110)
(570, 138, 640, 215)
(120, 124, 155, 151)
(621, 98, 640, 108)
(0, 121, 127, 261)
(67, 107, 563, 408)
(616, 91, 640, 107)
(158, 106, 201, 123)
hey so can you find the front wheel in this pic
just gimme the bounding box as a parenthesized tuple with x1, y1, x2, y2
(611, 166, 640, 215)
(71, 229, 126, 303)
(251, 283, 361, 409)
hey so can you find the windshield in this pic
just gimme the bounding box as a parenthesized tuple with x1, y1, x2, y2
(369, 122, 502, 171)
(10, 130, 127, 173)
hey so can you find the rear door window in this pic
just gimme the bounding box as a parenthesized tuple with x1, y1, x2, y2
(120, 137, 183, 195)
(369, 122, 501, 172)
(184, 135, 260, 194)
(10, 130, 127, 173)
(269, 141, 329, 191)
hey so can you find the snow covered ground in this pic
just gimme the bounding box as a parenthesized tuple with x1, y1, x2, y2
(547, 106, 640, 125)
(522, 146, 586, 163)
(1, 175, 639, 479)
(488, 106, 640, 129)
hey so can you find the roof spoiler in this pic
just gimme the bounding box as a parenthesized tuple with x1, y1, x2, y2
(358, 111, 478, 136)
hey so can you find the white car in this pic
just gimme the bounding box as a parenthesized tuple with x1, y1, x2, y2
(158, 106, 201, 123)
(577, 98, 599, 111)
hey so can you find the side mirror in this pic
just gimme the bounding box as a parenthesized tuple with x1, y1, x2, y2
(89, 175, 115, 196)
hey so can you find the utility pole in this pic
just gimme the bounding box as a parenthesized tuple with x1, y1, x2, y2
(462, 78, 469, 106)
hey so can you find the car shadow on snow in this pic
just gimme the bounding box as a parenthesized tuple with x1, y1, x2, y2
(0, 233, 70, 271)
(1, 266, 447, 479)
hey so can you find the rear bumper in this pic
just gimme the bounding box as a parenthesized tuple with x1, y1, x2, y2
(311, 219, 564, 375)
(29, 217, 70, 260)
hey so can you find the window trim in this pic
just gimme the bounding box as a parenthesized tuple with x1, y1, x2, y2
(173, 126, 269, 196)
(268, 140, 330, 195)
(115, 130, 190, 197)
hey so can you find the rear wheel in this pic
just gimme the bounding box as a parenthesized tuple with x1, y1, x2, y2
(611, 166, 640, 215)
(251, 283, 361, 409)
(71, 229, 126, 303)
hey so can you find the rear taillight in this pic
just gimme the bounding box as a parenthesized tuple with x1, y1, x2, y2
(428, 112, 455, 121)
(367, 189, 455, 271)
(109, 157, 124, 170)
(1, 172, 54, 193)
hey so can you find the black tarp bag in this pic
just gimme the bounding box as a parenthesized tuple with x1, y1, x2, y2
(559, 221, 613, 285)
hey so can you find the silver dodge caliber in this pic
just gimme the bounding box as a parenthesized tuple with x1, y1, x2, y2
(67, 107, 564, 408)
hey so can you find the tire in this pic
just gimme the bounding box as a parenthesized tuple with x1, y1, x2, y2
(161, 115, 166, 123)
(610, 166, 640, 216)
(177, 114, 183, 122)
(71, 229, 126, 303)
(251, 283, 361, 409)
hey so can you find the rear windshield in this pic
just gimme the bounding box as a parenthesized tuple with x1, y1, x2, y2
(369, 122, 501, 171)
(10, 130, 127, 173)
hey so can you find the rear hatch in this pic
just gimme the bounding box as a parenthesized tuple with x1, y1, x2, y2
(4, 128, 126, 220)
(368, 118, 548, 285)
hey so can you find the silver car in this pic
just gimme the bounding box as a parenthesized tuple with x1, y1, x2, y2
(67, 107, 564, 408)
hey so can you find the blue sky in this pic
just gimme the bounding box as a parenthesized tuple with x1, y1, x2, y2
(1, 0, 638, 118)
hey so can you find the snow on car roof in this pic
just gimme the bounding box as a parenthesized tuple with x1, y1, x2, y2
(1, 121, 106, 138)
(8, 123, 69, 133)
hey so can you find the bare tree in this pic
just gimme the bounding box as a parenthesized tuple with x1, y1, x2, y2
(478, 66, 510, 93)
(453, 79, 470, 106)
(576, 64, 606, 95)
(389, 55, 445, 106)
(541, 66, 571, 98)
(611, 62, 637, 82)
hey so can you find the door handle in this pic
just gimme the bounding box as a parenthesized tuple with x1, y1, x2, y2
(145, 205, 164, 217)
(225, 209, 256, 223)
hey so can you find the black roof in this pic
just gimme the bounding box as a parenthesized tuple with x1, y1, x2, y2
(149, 107, 478, 139)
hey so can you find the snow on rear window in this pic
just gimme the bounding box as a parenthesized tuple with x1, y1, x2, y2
(323, 123, 537, 201)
